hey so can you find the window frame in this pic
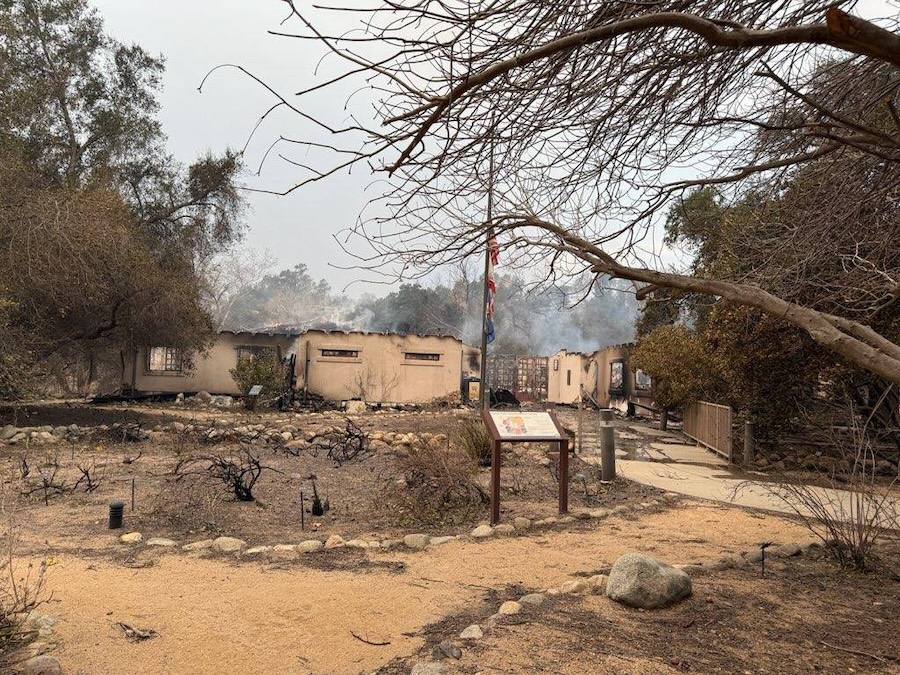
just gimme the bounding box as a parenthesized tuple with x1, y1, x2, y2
(146, 347, 184, 374)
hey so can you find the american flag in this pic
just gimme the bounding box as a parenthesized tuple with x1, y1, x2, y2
(485, 235, 499, 343)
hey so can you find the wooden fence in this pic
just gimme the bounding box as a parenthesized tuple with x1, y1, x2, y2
(683, 400, 733, 461)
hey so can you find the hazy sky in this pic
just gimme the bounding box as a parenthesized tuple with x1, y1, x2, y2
(91, 0, 381, 293)
(90, 0, 895, 297)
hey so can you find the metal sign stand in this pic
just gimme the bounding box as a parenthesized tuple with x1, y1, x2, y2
(482, 410, 570, 524)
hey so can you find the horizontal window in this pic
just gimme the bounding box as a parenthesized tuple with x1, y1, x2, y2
(147, 347, 183, 373)
(321, 348, 359, 358)
(404, 352, 441, 362)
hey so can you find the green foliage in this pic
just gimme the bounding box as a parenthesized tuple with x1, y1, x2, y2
(229, 350, 283, 401)
(0, 0, 243, 397)
(631, 325, 720, 409)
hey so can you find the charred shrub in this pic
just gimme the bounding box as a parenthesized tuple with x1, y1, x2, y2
(378, 444, 488, 527)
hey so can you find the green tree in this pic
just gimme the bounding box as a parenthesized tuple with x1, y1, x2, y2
(0, 0, 244, 396)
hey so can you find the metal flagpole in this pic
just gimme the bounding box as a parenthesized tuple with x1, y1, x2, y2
(479, 133, 496, 411)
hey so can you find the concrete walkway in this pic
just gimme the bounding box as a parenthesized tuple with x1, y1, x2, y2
(577, 423, 900, 528)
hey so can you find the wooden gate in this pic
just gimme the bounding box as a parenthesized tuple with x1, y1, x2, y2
(683, 401, 733, 461)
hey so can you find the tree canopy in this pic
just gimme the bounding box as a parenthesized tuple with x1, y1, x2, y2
(0, 0, 244, 397)
(249, 1, 900, 383)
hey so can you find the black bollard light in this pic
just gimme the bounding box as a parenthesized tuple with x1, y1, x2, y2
(108, 500, 125, 529)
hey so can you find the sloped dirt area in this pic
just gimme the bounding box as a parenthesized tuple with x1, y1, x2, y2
(2, 403, 898, 674)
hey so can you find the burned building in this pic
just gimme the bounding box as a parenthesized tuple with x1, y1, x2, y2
(127, 329, 479, 404)
(546, 344, 653, 411)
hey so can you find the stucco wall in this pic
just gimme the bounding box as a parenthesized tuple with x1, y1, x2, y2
(295, 331, 471, 404)
(130, 332, 296, 395)
(546, 350, 590, 404)
(547, 344, 654, 410)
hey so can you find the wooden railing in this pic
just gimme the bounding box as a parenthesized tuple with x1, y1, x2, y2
(683, 400, 733, 461)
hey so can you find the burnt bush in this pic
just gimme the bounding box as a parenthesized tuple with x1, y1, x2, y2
(378, 444, 488, 527)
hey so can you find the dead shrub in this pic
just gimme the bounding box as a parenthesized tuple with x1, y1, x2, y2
(457, 416, 492, 466)
(0, 489, 48, 671)
(751, 397, 899, 570)
(171, 445, 277, 503)
(378, 444, 488, 527)
(307, 418, 371, 466)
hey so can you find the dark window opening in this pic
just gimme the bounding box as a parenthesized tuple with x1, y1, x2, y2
(321, 348, 359, 358)
(405, 352, 441, 361)
(566, 370, 571, 386)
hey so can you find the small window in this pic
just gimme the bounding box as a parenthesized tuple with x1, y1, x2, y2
(566, 370, 571, 386)
(147, 347, 183, 373)
(321, 348, 359, 358)
(404, 352, 441, 362)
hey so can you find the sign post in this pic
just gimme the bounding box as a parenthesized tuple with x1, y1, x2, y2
(482, 410, 569, 524)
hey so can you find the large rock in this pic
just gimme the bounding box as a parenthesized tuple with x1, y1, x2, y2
(119, 532, 143, 544)
(297, 540, 324, 553)
(471, 525, 494, 539)
(1, 424, 18, 440)
(22, 655, 62, 675)
(212, 536, 246, 553)
(606, 553, 692, 609)
(403, 533, 430, 550)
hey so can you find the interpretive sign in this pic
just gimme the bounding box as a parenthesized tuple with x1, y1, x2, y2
(482, 409, 570, 524)
(487, 411, 564, 440)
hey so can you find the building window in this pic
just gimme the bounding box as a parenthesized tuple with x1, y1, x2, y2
(404, 352, 441, 362)
(147, 347, 183, 373)
(634, 369, 652, 391)
(236, 346, 274, 363)
(566, 370, 571, 386)
(320, 348, 359, 358)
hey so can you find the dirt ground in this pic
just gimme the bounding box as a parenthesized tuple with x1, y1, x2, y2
(2, 404, 899, 674)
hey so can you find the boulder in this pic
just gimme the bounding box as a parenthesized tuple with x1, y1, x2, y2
(497, 601, 521, 615)
(403, 533, 430, 550)
(459, 624, 483, 640)
(270, 544, 299, 560)
(0, 424, 17, 441)
(195, 390, 213, 404)
(119, 532, 143, 544)
(606, 553, 692, 609)
(518, 593, 545, 606)
(297, 540, 324, 553)
(22, 655, 62, 675)
(513, 517, 532, 530)
(182, 539, 214, 551)
(324, 534, 345, 549)
(212, 536, 246, 553)
(471, 525, 494, 538)
(146, 538, 177, 547)
(345, 400, 367, 414)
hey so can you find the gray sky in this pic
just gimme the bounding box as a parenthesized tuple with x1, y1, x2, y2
(91, 0, 380, 294)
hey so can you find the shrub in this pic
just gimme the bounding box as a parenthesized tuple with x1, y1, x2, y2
(751, 402, 899, 570)
(457, 416, 492, 466)
(0, 491, 47, 671)
(378, 444, 487, 527)
(229, 349, 284, 406)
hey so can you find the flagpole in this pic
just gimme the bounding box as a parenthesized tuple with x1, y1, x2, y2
(479, 131, 496, 411)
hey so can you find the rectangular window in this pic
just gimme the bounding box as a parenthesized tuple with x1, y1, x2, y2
(320, 348, 359, 358)
(404, 352, 441, 362)
(147, 347, 183, 373)
(566, 370, 571, 386)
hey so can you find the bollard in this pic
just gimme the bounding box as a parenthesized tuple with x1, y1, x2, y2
(744, 421, 756, 466)
(108, 500, 125, 529)
(599, 409, 616, 481)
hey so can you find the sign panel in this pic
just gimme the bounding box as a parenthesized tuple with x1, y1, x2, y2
(487, 411, 564, 440)
(248, 385, 263, 396)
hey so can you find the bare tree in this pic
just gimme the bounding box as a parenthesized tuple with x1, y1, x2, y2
(231, 1, 900, 382)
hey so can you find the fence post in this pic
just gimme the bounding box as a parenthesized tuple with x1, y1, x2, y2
(744, 421, 755, 466)
(660, 407, 668, 431)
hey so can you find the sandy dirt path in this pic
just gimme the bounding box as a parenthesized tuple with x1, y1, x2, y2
(35, 503, 812, 675)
